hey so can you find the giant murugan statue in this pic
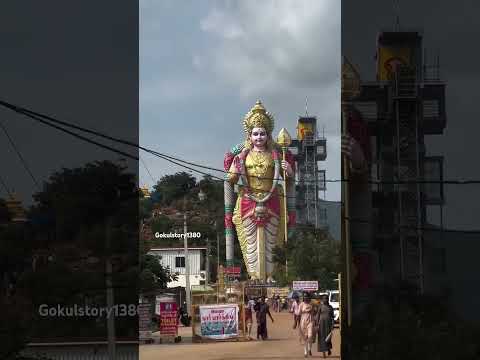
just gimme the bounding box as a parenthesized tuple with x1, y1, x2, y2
(223, 101, 296, 281)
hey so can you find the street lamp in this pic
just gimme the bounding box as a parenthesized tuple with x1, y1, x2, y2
(198, 189, 209, 287)
(182, 195, 191, 318)
(197, 189, 221, 289)
(183, 187, 209, 317)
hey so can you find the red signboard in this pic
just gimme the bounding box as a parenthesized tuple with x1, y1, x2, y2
(159, 301, 177, 337)
(224, 266, 241, 275)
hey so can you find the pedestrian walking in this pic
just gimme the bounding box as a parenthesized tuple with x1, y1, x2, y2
(315, 295, 334, 358)
(290, 294, 301, 329)
(298, 292, 315, 357)
(245, 295, 256, 339)
(254, 296, 274, 340)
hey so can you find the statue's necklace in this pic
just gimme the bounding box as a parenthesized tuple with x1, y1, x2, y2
(249, 150, 270, 178)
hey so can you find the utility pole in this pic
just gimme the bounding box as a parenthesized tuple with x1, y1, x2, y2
(183, 196, 191, 317)
(205, 237, 210, 286)
(215, 219, 220, 276)
(105, 217, 116, 360)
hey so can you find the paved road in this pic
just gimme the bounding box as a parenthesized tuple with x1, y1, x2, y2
(140, 311, 341, 359)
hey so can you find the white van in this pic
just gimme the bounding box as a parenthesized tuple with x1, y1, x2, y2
(328, 290, 339, 323)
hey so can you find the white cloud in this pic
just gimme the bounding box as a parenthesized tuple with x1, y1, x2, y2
(198, 0, 340, 97)
(200, 8, 245, 39)
(139, 0, 341, 200)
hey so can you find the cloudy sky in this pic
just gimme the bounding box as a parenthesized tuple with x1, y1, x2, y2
(140, 0, 341, 201)
(0, 1, 137, 206)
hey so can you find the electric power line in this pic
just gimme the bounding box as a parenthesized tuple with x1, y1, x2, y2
(0, 100, 297, 209)
(140, 156, 155, 183)
(0, 173, 12, 197)
(0, 100, 138, 161)
(0, 119, 40, 189)
(2, 99, 480, 187)
(344, 216, 480, 235)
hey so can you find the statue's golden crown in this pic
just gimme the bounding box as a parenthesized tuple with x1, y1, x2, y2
(243, 100, 275, 135)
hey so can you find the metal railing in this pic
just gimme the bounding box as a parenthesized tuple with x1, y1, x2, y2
(423, 65, 441, 82)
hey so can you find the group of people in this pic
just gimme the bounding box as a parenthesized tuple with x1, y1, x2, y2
(271, 295, 288, 312)
(244, 293, 334, 358)
(245, 295, 274, 340)
(291, 293, 335, 358)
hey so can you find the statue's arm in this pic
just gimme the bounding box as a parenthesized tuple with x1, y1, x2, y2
(224, 145, 246, 184)
(224, 151, 236, 183)
(274, 148, 294, 178)
(227, 160, 240, 184)
(284, 150, 295, 177)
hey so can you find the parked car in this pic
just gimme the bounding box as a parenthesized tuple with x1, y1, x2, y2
(329, 290, 339, 323)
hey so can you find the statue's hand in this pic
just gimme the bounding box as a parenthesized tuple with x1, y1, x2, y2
(341, 134, 366, 171)
(240, 147, 249, 158)
(281, 160, 293, 176)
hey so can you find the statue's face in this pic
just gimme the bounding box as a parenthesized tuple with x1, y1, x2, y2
(251, 127, 267, 148)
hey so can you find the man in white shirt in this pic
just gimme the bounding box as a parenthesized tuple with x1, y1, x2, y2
(290, 294, 301, 329)
(246, 297, 256, 339)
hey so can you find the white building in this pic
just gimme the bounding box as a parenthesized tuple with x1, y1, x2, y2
(149, 247, 207, 289)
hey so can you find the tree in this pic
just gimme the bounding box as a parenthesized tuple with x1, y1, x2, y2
(273, 227, 340, 289)
(30, 160, 138, 246)
(0, 199, 10, 223)
(148, 173, 246, 283)
(139, 196, 153, 220)
(151, 172, 196, 206)
(197, 175, 224, 211)
(139, 231, 177, 293)
(11, 161, 140, 344)
(150, 215, 174, 237)
(0, 222, 33, 359)
(140, 254, 177, 292)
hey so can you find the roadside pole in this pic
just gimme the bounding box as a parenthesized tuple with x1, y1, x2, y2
(105, 217, 116, 360)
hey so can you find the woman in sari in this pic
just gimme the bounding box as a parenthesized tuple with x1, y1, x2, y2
(298, 292, 315, 357)
(316, 295, 334, 358)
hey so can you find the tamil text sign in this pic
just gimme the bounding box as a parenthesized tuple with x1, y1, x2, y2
(138, 302, 152, 340)
(138, 303, 151, 332)
(293, 281, 319, 291)
(199, 304, 238, 339)
(267, 287, 290, 298)
(224, 266, 241, 275)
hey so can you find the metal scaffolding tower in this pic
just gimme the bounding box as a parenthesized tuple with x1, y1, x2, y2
(393, 64, 423, 290)
(352, 31, 446, 294)
(291, 116, 327, 228)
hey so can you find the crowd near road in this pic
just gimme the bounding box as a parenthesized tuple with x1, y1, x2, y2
(143, 291, 340, 360)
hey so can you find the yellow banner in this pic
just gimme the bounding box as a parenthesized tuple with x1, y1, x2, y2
(297, 121, 314, 140)
(377, 46, 411, 81)
(267, 287, 290, 298)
